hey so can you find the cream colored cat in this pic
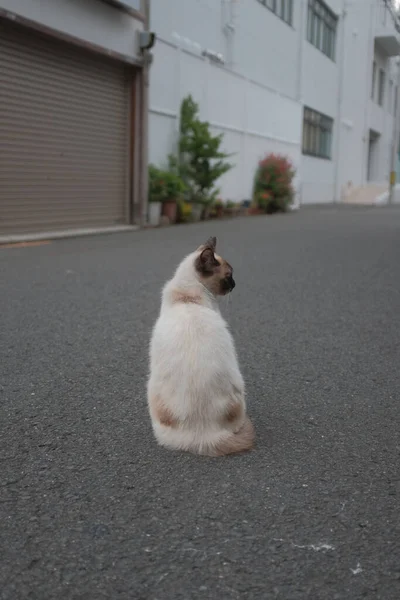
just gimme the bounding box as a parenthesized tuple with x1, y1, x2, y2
(147, 236, 254, 456)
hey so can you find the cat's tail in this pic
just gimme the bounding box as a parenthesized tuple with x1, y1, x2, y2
(207, 417, 255, 457)
(151, 415, 255, 457)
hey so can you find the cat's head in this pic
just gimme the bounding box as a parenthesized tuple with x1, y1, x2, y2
(194, 236, 235, 296)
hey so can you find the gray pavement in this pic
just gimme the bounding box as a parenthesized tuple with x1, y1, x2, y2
(1, 205, 400, 600)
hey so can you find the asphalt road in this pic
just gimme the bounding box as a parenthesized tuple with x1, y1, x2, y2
(1, 205, 400, 600)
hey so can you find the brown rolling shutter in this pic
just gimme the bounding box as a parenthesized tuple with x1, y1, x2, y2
(0, 22, 131, 235)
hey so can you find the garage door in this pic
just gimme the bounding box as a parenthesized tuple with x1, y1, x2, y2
(0, 22, 131, 235)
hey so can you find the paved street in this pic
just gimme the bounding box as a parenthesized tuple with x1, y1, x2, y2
(1, 205, 400, 600)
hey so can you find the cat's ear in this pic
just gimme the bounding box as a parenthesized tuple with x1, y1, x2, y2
(204, 236, 217, 251)
(195, 246, 219, 275)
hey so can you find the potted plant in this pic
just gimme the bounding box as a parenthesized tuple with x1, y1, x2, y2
(148, 163, 186, 225)
(253, 153, 295, 214)
(177, 95, 234, 219)
(224, 200, 235, 217)
(177, 199, 192, 223)
(148, 164, 164, 226)
(161, 170, 186, 224)
(233, 202, 242, 217)
(241, 199, 251, 216)
(248, 202, 263, 216)
(189, 193, 204, 222)
(214, 199, 224, 218)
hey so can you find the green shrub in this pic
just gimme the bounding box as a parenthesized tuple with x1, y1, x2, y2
(178, 95, 233, 205)
(148, 164, 185, 202)
(253, 153, 295, 213)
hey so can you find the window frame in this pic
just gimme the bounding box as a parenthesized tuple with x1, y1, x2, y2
(307, 0, 337, 61)
(302, 106, 334, 160)
(257, 0, 293, 27)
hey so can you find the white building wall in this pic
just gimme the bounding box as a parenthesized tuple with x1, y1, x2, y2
(300, 0, 343, 205)
(149, 0, 303, 204)
(339, 0, 374, 193)
(339, 0, 397, 195)
(149, 0, 399, 206)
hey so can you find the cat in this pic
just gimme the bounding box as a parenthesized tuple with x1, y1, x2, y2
(147, 236, 254, 456)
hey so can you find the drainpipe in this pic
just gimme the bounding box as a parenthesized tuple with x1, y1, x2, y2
(175, 41, 182, 156)
(295, 0, 306, 207)
(334, 1, 347, 203)
(295, 0, 305, 104)
(139, 0, 151, 227)
(388, 56, 400, 204)
(223, 0, 237, 68)
(362, 0, 376, 186)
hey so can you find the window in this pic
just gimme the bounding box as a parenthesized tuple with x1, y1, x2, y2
(307, 0, 337, 60)
(371, 62, 376, 100)
(302, 107, 333, 159)
(257, 0, 293, 26)
(378, 68, 385, 106)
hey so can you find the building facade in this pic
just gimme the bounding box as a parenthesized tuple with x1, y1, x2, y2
(0, 0, 148, 238)
(149, 0, 400, 207)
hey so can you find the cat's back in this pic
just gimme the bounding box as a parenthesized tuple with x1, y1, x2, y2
(153, 301, 224, 344)
(150, 300, 231, 366)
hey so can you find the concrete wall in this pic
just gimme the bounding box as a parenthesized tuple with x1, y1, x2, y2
(0, 0, 144, 60)
(300, 0, 343, 205)
(339, 0, 397, 193)
(149, 0, 303, 204)
(149, 0, 367, 206)
(301, 0, 398, 203)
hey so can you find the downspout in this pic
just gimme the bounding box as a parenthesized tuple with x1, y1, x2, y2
(175, 41, 182, 156)
(295, 0, 306, 207)
(139, 0, 151, 227)
(334, 1, 347, 203)
(362, 0, 376, 186)
(295, 0, 305, 104)
(388, 57, 400, 204)
(223, 0, 237, 68)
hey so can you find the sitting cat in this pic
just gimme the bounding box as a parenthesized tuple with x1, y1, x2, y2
(147, 236, 254, 456)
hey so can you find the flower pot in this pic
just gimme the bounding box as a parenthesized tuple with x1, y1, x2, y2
(191, 203, 203, 222)
(148, 201, 162, 226)
(215, 206, 224, 218)
(248, 206, 263, 216)
(162, 200, 178, 224)
(202, 205, 212, 220)
(178, 201, 192, 223)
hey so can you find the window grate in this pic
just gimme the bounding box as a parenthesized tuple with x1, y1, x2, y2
(307, 0, 337, 60)
(257, 0, 293, 27)
(302, 107, 334, 160)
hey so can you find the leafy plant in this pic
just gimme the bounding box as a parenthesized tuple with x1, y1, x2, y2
(177, 199, 192, 223)
(178, 95, 233, 205)
(253, 153, 295, 213)
(148, 164, 185, 203)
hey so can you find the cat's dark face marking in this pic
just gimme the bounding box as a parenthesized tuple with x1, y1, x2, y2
(195, 237, 236, 296)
